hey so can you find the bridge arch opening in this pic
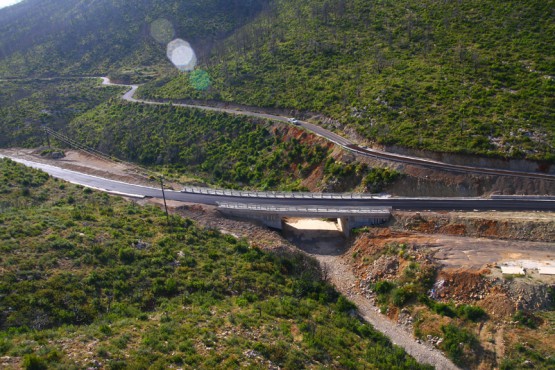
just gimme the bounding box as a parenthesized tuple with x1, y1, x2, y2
(215, 202, 392, 245)
(281, 217, 347, 255)
(282, 217, 342, 232)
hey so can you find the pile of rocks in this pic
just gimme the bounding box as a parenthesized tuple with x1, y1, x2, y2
(363, 255, 399, 283)
(500, 279, 554, 311)
(397, 308, 414, 330)
(431, 269, 491, 304)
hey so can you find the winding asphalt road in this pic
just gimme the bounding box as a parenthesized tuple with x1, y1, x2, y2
(2, 77, 553, 209)
(4, 156, 554, 211)
(101, 78, 555, 182)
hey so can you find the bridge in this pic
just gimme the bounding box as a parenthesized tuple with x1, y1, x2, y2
(3, 156, 555, 213)
(217, 202, 392, 236)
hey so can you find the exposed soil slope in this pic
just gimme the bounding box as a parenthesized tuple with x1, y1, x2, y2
(343, 214, 555, 369)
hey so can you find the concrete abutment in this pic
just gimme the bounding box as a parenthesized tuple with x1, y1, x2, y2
(217, 203, 391, 236)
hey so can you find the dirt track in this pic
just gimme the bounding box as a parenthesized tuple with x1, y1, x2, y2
(144, 209, 460, 368)
(282, 220, 459, 369)
(318, 254, 459, 369)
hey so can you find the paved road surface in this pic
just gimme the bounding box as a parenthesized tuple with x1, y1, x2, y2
(101, 78, 555, 182)
(4, 156, 554, 212)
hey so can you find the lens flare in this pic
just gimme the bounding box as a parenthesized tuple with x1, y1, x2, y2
(189, 69, 211, 90)
(166, 39, 197, 72)
(150, 18, 175, 44)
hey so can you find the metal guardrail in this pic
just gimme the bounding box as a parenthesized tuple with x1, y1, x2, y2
(490, 195, 555, 200)
(181, 186, 384, 200)
(217, 202, 392, 215)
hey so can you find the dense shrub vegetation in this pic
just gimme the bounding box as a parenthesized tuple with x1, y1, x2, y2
(439, 324, 478, 366)
(0, 79, 125, 147)
(1, 0, 553, 162)
(0, 0, 269, 79)
(0, 77, 401, 192)
(68, 100, 329, 190)
(67, 100, 400, 191)
(144, 0, 554, 161)
(0, 158, 430, 368)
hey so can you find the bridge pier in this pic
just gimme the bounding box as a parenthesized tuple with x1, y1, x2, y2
(337, 217, 350, 237)
(260, 213, 283, 230)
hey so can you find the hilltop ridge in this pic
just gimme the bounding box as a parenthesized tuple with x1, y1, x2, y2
(0, 0, 268, 78)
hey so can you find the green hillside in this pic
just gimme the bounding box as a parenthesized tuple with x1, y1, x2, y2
(67, 98, 400, 192)
(0, 158, 428, 369)
(0, 0, 268, 79)
(0, 76, 400, 193)
(1, 0, 553, 161)
(142, 0, 555, 162)
(0, 78, 125, 147)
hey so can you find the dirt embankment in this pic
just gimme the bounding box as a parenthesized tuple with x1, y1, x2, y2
(270, 124, 370, 192)
(280, 124, 555, 196)
(316, 113, 555, 196)
(347, 227, 555, 369)
(391, 211, 555, 242)
(349, 228, 554, 312)
(0, 148, 156, 187)
(4, 123, 554, 197)
(391, 166, 555, 196)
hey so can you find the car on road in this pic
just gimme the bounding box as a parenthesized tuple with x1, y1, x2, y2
(287, 117, 299, 125)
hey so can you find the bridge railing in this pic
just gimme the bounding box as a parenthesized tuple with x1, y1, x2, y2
(181, 186, 385, 200)
(216, 202, 392, 214)
(490, 194, 555, 200)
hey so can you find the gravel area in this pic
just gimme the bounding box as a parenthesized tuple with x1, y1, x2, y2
(293, 233, 460, 370)
(320, 255, 459, 369)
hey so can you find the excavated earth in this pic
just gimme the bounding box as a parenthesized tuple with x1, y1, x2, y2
(350, 225, 554, 313)
(342, 212, 555, 369)
(392, 211, 555, 243)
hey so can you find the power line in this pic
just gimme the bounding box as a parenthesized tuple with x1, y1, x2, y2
(42, 126, 153, 177)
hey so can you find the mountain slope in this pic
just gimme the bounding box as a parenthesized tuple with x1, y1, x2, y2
(1, 0, 553, 161)
(143, 0, 555, 162)
(0, 78, 125, 147)
(0, 0, 268, 78)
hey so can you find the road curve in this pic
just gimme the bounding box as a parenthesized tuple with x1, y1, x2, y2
(100, 78, 555, 182)
(4, 155, 555, 212)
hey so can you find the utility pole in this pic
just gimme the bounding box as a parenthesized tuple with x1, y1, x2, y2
(43, 126, 51, 148)
(40, 112, 51, 148)
(160, 176, 170, 227)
